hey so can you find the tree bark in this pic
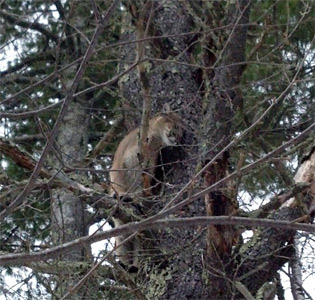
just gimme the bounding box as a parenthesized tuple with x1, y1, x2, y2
(116, 1, 314, 299)
(1, 1, 313, 299)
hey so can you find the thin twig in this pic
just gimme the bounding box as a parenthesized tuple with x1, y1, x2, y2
(0, 0, 120, 222)
(1, 214, 314, 267)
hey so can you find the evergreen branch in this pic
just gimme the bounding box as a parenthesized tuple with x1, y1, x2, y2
(0, 0, 120, 222)
(53, 0, 75, 53)
(247, 182, 311, 219)
(143, 122, 315, 226)
(10, 134, 45, 142)
(0, 102, 63, 119)
(0, 10, 58, 42)
(0, 137, 115, 209)
(86, 114, 124, 162)
(0, 137, 89, 192)
(0, 215, 314, 267)
(1, 58, 82, 106)
(1, 60, 140, 120)
(0, 52, 55, 77)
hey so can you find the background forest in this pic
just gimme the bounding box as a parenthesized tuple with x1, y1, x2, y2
(0, 0, 314, 299)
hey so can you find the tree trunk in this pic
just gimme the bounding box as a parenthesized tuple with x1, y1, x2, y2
(116, 1, 312, 299)
(50, 3, 96, 298)
(1, 1, 314, 299)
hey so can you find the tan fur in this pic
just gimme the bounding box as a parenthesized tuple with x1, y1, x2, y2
(109, 112, 182, 197)
(110, 110, 182, 269)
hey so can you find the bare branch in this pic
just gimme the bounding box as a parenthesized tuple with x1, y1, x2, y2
(1, 57, 82, 107)
(0, 0, 120, 222)
(86, 114, 124, 161)
(0, 215, 314, 267)
(0, 102, 63, 120)
(148, 122, 315, 225)
(0, 9, 58, 42)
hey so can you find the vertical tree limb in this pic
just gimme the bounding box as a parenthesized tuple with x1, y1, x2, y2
(134, 1, 154, 196)
(289, 236, 305, 300)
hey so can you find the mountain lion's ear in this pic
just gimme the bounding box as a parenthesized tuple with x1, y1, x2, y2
(162, 103, 171, 114)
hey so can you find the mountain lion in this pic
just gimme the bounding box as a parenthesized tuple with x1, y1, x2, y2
(109, 105, 182, 198)
(110, 104, 182, 270)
